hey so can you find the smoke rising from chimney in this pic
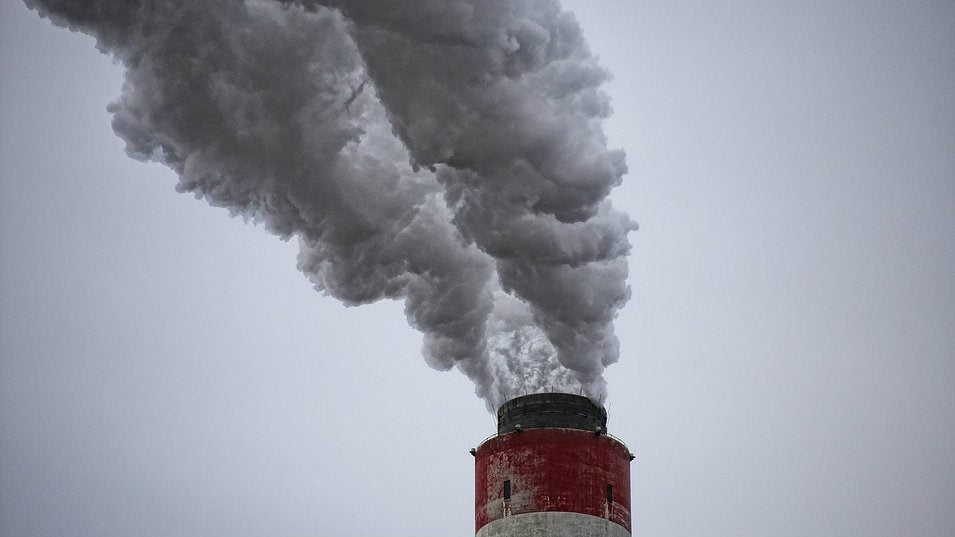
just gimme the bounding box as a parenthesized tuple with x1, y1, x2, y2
(25, 0, 636, 410)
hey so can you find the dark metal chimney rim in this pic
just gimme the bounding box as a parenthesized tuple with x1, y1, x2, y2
(496, 392, 608, 435)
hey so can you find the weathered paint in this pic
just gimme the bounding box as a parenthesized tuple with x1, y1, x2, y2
(476, 511, 631, 537)
(475, 428, 631, 534)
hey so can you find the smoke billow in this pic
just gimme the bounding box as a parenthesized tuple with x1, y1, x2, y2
(25, 0, 636, 410)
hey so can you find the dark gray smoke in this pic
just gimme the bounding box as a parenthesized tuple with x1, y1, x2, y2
(25, 0, 635, 410)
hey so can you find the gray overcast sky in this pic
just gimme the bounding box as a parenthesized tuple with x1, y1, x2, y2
(2, 1, 953, 536)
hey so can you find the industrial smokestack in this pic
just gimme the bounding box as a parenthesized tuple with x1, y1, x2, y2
(473, 393, 633, 536)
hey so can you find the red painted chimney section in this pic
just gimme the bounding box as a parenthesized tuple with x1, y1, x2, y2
(473, 393, 633, 537)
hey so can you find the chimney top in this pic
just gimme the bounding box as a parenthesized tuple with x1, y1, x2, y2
(496, 392, 607, 435)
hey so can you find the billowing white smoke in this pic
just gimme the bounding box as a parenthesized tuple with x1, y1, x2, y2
(25, 0, 636, 411)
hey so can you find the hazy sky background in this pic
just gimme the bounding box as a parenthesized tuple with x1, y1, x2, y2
(2, 1, 953, 536)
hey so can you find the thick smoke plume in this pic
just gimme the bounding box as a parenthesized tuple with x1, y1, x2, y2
(26, 0, 636, 410)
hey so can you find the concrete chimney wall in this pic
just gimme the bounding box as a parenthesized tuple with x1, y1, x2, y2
(473, 393, 633, 537)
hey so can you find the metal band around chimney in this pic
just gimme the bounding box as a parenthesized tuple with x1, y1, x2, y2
(496, 392, 608, 434)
